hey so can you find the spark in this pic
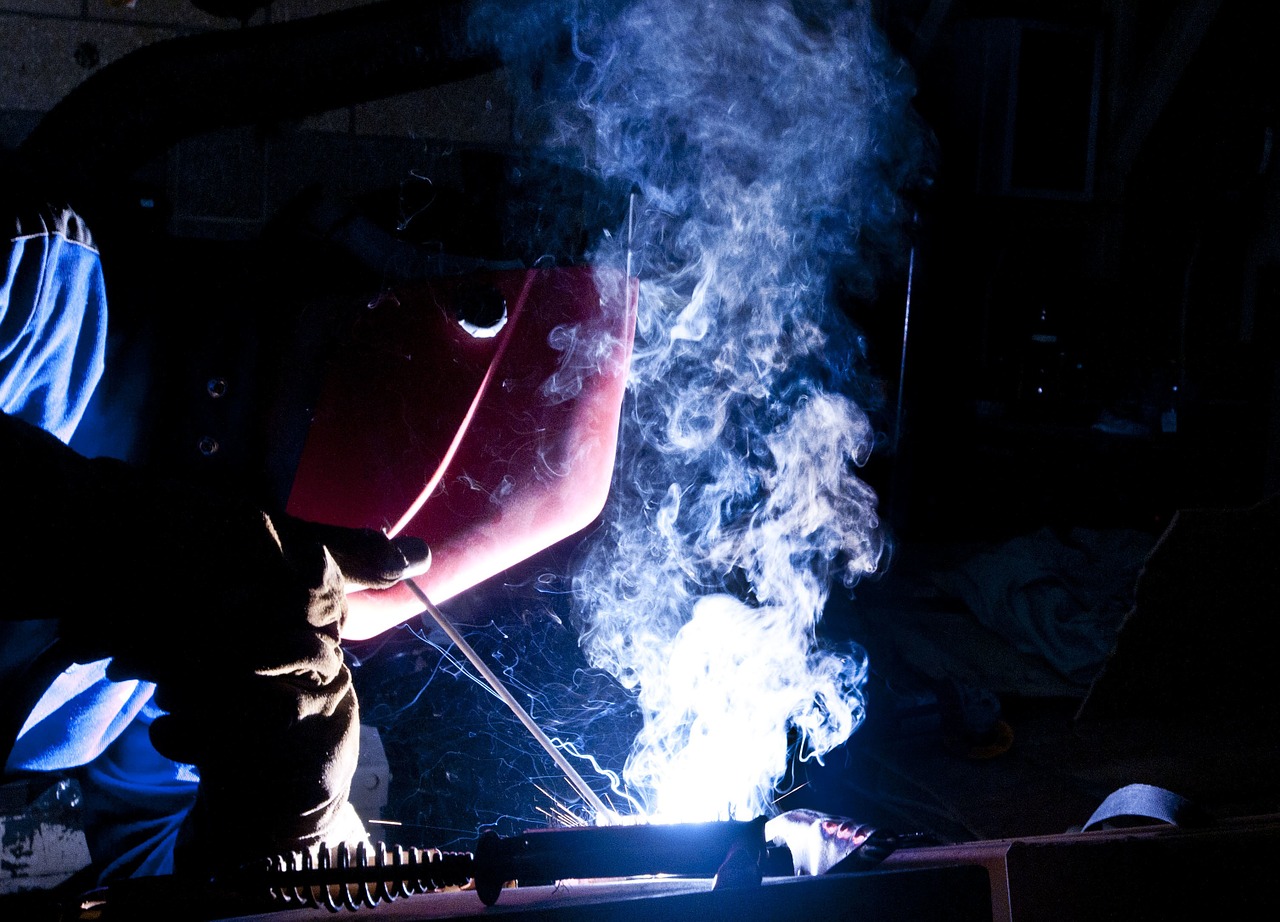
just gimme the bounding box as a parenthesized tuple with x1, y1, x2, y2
(772, 782, 809, 807)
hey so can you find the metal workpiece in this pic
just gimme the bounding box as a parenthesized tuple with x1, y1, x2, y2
(471, 817, 773, 906)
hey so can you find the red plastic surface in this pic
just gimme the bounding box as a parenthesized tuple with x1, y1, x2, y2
(286, 266, 637, 640)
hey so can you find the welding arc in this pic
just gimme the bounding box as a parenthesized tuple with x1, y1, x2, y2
(401, 579, 613, 823)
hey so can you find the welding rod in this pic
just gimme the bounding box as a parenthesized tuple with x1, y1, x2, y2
(401, 579, 613, 823)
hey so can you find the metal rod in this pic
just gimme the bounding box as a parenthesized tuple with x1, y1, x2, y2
(401, 579, 613, 823)
(892, 213, 918, 455)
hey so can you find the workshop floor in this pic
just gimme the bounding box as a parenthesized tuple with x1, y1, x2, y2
(804, 529, 1280, 846)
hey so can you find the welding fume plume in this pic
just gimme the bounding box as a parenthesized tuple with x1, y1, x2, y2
(338, 0, 924, 830)
(541, 0, 926, 821)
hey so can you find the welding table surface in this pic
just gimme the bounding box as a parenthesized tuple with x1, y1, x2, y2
(219, 866, 991, 921)
(214, 816, 1280, 921)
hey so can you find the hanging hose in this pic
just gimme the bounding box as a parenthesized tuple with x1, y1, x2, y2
(15, 0, 525, 206)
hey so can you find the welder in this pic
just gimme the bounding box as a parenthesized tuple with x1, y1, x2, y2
(0, 189, 430, 882)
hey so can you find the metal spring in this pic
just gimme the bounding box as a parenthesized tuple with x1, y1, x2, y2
(263, 840, 474, 912)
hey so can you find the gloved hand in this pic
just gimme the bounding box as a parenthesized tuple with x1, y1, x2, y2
(128, 513, 428, 871)
(98, 509, 430, 685)
(2, 410, 427, 673)
(1, 411, 429, 869)
(145, 514, 428, 872)
(143, 517, 428, 873)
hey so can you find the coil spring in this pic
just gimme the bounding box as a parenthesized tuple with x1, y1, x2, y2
(263, 840, 474, 912)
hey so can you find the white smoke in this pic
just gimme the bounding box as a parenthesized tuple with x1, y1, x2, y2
(482, 0, 926, 822)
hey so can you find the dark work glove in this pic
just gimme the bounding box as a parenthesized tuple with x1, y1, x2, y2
(145, 521, 427, 874)
(1, 410, 429, 869)
(98, 510, 429, 685)
(149, 538, 363, 872)
(1, 410, 427, 671)
(277, 516, 431, 591)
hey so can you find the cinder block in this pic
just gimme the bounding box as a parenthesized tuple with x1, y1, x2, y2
(0, 17, 174, 112)
(93, 0, 267, 30)
(266, 131, 424, 211)
(298, 106, 352, 134)
(0, 1, 82, 16)
(352, 71, 513, 143)
(167, 125, 266, 222)
(272, 0, 372, 24)
(0, 109, 41, 149)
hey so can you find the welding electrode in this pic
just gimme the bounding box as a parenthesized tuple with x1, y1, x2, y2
(401, 579, 613, 822)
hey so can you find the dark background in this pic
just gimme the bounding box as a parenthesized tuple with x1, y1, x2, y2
(3, 0, 1278, 854)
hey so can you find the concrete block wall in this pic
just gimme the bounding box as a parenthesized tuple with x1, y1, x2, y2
(0, 0, 514, 238)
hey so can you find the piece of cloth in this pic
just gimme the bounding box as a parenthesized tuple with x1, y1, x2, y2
(1, 200, 179, 883)
(75, 695, 197, 881)
(1081, 782, 1210, 831)
(1, 201, 151, 778)
(6, 660, 155, 773)
(1, 203, 106, 442)
(926, 527, 1155, 692)
(1, 201, 157, 776)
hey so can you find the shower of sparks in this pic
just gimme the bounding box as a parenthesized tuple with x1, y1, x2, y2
(534, 783, 591, 827)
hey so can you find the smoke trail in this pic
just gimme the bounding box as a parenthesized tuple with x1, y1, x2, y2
(479, 0, 926, 822)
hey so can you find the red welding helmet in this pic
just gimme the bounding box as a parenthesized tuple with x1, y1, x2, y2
(286, 264, 636, 640)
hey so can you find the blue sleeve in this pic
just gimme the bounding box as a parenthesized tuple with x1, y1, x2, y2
(2, 205, 194, 882)
(76, 697, 200, 881)
(1, 207, 107, 444)
(5, 659, 156, 773)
